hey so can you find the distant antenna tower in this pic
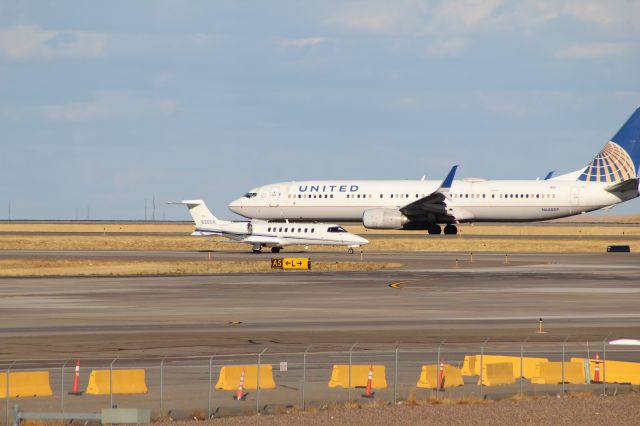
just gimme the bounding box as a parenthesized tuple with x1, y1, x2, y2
(152, 196, 156, 221)
(144, 199, 148, 221)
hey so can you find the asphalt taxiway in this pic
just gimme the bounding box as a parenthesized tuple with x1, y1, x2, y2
(1, 251, 639, 359)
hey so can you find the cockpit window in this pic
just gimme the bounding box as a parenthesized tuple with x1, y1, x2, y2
(243, 192, 257, 198)
(327, 226, 347, 233)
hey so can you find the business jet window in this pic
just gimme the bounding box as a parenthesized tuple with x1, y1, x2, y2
(304, 228, 308, 232)
(311, 228, 315, 233)
(390, 194, 394, 198)
(298, 228, 301, 232)
(298, 194, 301, 198)
(268, 227, 271, 232)
(380, 194, 383, 198)
(279, 227, 283, 232)
(330, 194, 334, 198)
(243, 192, 257, 198)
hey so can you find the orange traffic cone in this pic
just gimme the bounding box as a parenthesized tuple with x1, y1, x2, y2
(438, 361, 445, 390)
(233, 368, 247, 400)
(593, 353, 601, 383)
(362, 365, 374, 398)
(68, 360, 83, 395)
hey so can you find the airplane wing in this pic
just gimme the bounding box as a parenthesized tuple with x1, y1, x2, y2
(400, 165, 458, 220)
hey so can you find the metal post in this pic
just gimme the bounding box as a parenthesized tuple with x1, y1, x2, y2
(436, 346, 441, 399)
(60, 360, 69, 412)
(587, 340, 590, 361)
(520, 345, 523, 396)
(160, 357, 166, 416)
(109, 358, 117, 409)
(480, 340, 487, 400)
(6, 361, 15, 426)
(394, 346, 399, 405)
(256, 348, 267, 414)
(348, 343, 357, 402)
(207, 356, 213, 419)
(302, 345, 311, 411)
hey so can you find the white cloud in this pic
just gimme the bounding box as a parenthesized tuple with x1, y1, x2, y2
(45, 93, 179, 123)
(426, 38, 468, 57)
(327, 0, 640, 37)
(555, 42, 628, 59)
(0, 25, 105, 60)
(281, 37, 328, 48)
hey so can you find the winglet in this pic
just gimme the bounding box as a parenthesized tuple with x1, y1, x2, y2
(544, 171, 555, 180)
(439, 165, 459, 191)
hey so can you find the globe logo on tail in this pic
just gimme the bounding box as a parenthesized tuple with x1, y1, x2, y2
(578, 141, 636, 183)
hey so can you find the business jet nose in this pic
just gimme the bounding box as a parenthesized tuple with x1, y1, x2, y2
(355, 235, 370, 246)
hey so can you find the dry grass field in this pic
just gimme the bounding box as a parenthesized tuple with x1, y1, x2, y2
(0, 258, 401, 277)
(0, 233, 636, 253)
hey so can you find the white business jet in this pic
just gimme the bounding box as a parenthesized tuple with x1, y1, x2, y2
(170, 200, 369, 253)
(229, 107, 640, 235)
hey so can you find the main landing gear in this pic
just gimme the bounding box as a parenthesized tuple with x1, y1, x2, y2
(426, 224, 458, 235)
(427, 225, 442, 235)
(252, 244, 262, 253)
(443, 224, 458, 235)
(271, 247, 281, 253)
(348, 247, 355, 254)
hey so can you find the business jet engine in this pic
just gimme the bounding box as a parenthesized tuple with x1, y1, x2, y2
(362, 209, 409, 229)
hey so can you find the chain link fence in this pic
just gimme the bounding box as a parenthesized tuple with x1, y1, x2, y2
(1, 340, 638, 424)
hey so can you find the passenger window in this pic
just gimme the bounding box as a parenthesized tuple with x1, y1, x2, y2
(285, 228, 288, 232)
(268, 227, 271, 232)
(465, 194, 468, 198)
(304, 228, 308, 232)
(491, 194, 495, 198)
(279, 227, 282, 232)
(330, 194, 333, 198)
(380, 194, 383, 198)
(483, 194, 486, 198)
(390, 194, 394, 198)
(311, 228, 314, 233)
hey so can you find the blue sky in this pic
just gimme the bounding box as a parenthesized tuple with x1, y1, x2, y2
(1, 1, 639, 220)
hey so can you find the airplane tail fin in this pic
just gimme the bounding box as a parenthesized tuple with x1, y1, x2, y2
(168, 200, 219, 227)
(578, 107, 640, 183)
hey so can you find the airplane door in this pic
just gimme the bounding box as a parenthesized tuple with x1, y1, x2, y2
(270, 186, 281, 207)
(570, 187, 580, 206)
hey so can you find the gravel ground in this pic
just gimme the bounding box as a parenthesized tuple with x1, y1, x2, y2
(157, 393, 640, 426)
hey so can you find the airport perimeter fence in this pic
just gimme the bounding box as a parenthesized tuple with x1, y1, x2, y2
(2, 341, 640, 424)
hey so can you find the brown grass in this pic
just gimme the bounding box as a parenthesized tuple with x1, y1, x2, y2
(0, 259, 402, 277)
(346, 224, 640, 236)
(0, 233, 637, 253)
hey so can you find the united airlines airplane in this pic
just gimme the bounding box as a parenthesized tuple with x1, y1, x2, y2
(229, 108, 640, 235)
(172, 200, 369, 253)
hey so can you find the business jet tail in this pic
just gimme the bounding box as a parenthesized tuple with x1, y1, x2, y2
(167, 200, 220, 227)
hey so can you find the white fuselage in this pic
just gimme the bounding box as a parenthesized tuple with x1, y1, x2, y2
(229, 179, 636, 223)
(195, 220, 369, 248)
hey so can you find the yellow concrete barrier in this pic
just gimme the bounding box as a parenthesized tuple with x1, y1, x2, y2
(0, 372, 52, 398)
(416, 364, 464, 388)
(462, 355, 478, 376)
(478, 362, 514, 386)
(328, 365, 387, 389)
(462, 355, 547, 378)
(531, 362, 585, 384)
(571, 358, 640, 384)
(85, 369, 148, 395)
(215, 365, 276, 390)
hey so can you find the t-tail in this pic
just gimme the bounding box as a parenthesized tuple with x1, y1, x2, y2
(168, 200, 221, 228)
(578, 107, 640, 183)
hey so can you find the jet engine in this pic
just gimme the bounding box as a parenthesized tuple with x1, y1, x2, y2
(362, 209, 409, 229)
